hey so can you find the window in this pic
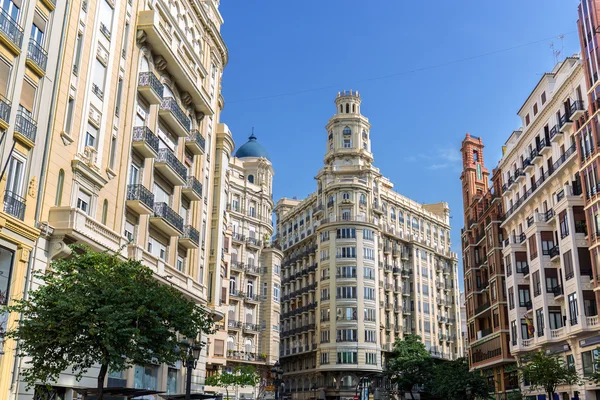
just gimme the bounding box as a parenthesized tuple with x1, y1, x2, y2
(64, 98, 75, 134)
(533, 103, 538, 116)
(363, 229, 374, 241)
(124, 220, 135, 242)
(336, 286, 357, 299)
(134, 365, 158, 390)
(337, 266, 356, 278)
(343, 126, 351, 135)
(167, 368, 178, 394)
(364, 308, 376, 321)
(55, 169, 64, 206)
(99, 0, 114, 35)
(336, 247, 356, 258)
(568, 293, 578, 325)
(363, 247, 375, 260)
(336, 307, 357, 321)
(0, 247, 15, 335)
(76, 190, 91, 214)
(2, 0, 20, 22)
(363, 267, 375, 280)
(73, 32, 83, 74)
(366, 353, 377, 365)
(364, 287, 375, 300)
(320, 330, 330, 343)
(147, 236, 167, 260)
(336, 328, 357, 342)
(92, 59, 106, 99)
(473, 150, 479, 162)
(320, 308, 330, 322)
(535, 308, 544, 336)
(248, 174, 254, 183)
(365, 330, 376, 342)
(5, 153, 25, 200)
(549, 311, 563, 330)
(85, 123, 98, 148)
(582, 349, 600, 376)
(273, 283, 280, 302)
(541, 91, 547, 104)
(336, 351, 357, 364)
(343, 139, 352, 148)
(564, 250, 574, 280)
(101, 199, 108, 224)
(176, 255, 184, 272)
(0, 57, 11, 97)
(518, 288, 531, 307)
(321, 353, 329, 364)
(559, 210, 569, 238)
(525, 114, 530, 126)
(510, 320, 517, 344)
(321, 288, 330, 300)
(337, 228, 356, 239)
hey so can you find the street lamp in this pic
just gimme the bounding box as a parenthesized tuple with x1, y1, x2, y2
(271, 361, 284, 400)
(181, 338, 203, 400)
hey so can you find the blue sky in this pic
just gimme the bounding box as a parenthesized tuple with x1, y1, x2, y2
(219, 0, 582, 289)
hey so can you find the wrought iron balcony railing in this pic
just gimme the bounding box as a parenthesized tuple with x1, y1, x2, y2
(126, 184, 154, 209)
(156, 148, 187, 181)
(0, 9, 23, 49)
(138, 72, 164, 98)
(153, 202, 183, 232)
(160, 97, 190, 132)
(15, 110, 37, 143)
(27, 39, 47, 71)
(4, 190, 25, 220)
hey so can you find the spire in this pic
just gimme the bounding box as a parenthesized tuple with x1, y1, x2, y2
(249, 127, 257, 141)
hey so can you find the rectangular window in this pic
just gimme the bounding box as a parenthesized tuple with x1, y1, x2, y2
(559, 210, 569, 238)
(364, 287, 375, 300)
(320, 353, 329, 364)
(336, 307, 357, 321)
(366, 352, 377, 365)
(533, 271, 541, 296)
(273, 283, 280, 302)
(564, 250, 574, 280)
(343, 139, 352, 148)
(320, 308, 330, 322)
(76, 190, 91, 214)
(64, 97, 75, 134)
(363, 229, 374, 241)
(320, 330, 330, 343)
(365, 330, 376, 342)
(85, 123, 98, 149)
(568, 293, 578, 325)
(582, 350, 600, 376)
(336, 247, 356, 258)
(147, 236, 167, 260)
(528, 235, 537, 260)
(166, 368, 178, 394)
(336, 266, 356, 278)
(133, 365, 159, 390)
(508, 287, 514, 310)
(535, 308, 544, 336)
(549, 311, 563, 330)
(336, 351, 357, 364)
(336, 228, 356, 239)
(336, 286, 357, 299)
(364, 308, 376, 321)
(363, 267, 375, 280)
(336, 328, 357, 342)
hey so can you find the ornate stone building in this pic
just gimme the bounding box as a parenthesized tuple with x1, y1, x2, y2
(275, 91, 461, 400)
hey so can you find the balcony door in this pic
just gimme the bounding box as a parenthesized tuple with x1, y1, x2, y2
(5, 153, 25, 197)
(1, 0, 19, 21)
(153, 182, 170, 205)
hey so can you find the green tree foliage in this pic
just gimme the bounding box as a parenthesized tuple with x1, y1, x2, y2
(205, 365, 260, 400)
(431, 357, 491, 400)
(519, 350, 580, 399)
(388, 334, 434, 399)
(4, 245, 216, 400)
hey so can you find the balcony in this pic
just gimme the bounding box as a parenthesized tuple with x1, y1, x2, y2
(185, 129, 206, 155)
(245, 293, 260, 303)
(182, 176, 202, 201)
(155, 148, 187, 186)
(523, 158, 534, 174)
(548, 245, 560, 261)
(538, 138, 551, 156)
(243, 323, 261, 332)
(558, 113, 573, 132)
(0, 95, 9, 129)
(159, 97, 191, 137)
(549, 124, 563, 143)
(552, 285, 564, 298)
(246, 237, 262, 249)
(26, 39, 47, 75)
(179, 225, 200, 249)
(3, 190, 25, 220)
(14, 110, 37, 147)
(126, 184, 154, 215)
(514, 168, 526, 184)
(228, 320, 242, 330)
(137, 72, 164, 104)
(474, 302, 490, 315)
(132, 126, 159, 158)
(136, 10, 213, 115)
(150, 202, 184, 236)
(570, 100, 585, 120)
(0, 9, 23, 54)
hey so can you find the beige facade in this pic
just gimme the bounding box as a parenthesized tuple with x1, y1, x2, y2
(0, 0, 67, 396)
(499, 57, 600, 399)
(274, 91, 461, 400)
(10, 0, 231, 398)
(204, 135, 282, 399)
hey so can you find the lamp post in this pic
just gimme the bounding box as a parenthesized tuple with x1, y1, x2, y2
(181, 338, 203, 400)
(271, 361, 284, 400)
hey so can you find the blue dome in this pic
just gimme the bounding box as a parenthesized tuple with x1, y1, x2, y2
(235, 133, 270, 160)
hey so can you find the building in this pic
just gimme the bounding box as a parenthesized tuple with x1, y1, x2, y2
(460, 134, 517, 398)
(0, 0, 68, 396)
(203, 132, 282, 400)
(10, 0, 231, 398)
(459, 292, 468, 357)
(274, 90, 462, 400)
(499, 56, 600, 399)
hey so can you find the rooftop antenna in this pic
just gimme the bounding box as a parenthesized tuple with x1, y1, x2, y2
(550, 35, 564, 63)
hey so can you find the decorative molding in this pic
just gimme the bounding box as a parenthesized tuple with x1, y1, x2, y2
(60, 131, 74, 146)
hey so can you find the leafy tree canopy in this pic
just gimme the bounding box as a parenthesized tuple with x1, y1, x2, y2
(519, 350, 580, 399)
(206, 365, 260, 399)
(431, 357, 491, 400)
(4, 245, 216, 400)
(388, 334, 434, 399)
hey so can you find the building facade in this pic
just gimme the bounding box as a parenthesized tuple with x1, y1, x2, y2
(0, 0, 68, 396)
(204, 133, 283, 400)
(460, 134, 517, 399)
(499, 57, 600, 399)
(274, 91, 462, 400)
(9, 0, 232, 398)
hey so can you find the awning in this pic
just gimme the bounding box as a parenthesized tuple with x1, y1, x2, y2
(160, 393, 222, 400)
(76, 387, 165, 398)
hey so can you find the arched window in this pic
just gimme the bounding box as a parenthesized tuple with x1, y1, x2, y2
(382, 203, 387, 213)
(345, 104, 349, 113)
(140, 56, 150, 73)
(412, 217, 419, 229)
(230, 276, 236, 294)
(390, 208, 396, 220)
(248, 174, 254, 184)
(398, 211, 404, 223)
(342, 192, 350, 200)
(55, 169, 64, 206)
(352, 104, 356, 113)
(244, 338, 253, 354)
(360, 193, 366, 205)
(340, 105, 343, 113)
(343, 126, 351, 136)
(227, 336, 235, 352)
(101, 199, 108, 224)
(247, 280, 254, 296)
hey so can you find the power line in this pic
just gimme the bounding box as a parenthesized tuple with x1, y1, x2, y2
(228, 31, 578, 104)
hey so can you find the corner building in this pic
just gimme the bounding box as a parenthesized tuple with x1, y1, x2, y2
(460, 134, 517, 398)
(499, 57, 600, 399)
(274, 91, 462, 400)
(13, 0, 231, 398)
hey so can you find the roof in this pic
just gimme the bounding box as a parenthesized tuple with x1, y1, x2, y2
(235, 133, 270, 160)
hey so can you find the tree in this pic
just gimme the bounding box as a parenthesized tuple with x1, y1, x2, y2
(388, 334, 434, 399)
(4, 245, 216, 400)
(518, 349, 580, 399)
(431, 357, 491, 400)
(206, 365, 260, 400)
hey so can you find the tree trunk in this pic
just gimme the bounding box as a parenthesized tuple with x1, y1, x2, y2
(96, 362, 108, 400)
(226, 388, 229, 400)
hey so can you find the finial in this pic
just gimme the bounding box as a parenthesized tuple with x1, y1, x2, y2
(249, 127, 256, 140)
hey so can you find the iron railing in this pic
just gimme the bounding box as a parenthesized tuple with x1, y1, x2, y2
(27, 39, 47, 71)
(15, 110, 36, 143)
(184, 176, 202, 197)
(0, 9, 23, 48)
(153, 202, 183, 232)
(0, 94, 10, 123)
(4, 190, 25, 220)
(138, 72, 164, 98)
(132, 126, 159, 154)
(182, 225, 200, 246)
(160, 97, 191, 132)
(156, 148, 187, 181)
(186, 129, 206, 152)
(126, 184, 154, 209)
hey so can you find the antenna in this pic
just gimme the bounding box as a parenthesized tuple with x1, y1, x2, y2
(550, 35, 564, 63)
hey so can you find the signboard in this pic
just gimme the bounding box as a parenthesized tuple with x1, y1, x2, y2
(266, 386, 276, 392)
